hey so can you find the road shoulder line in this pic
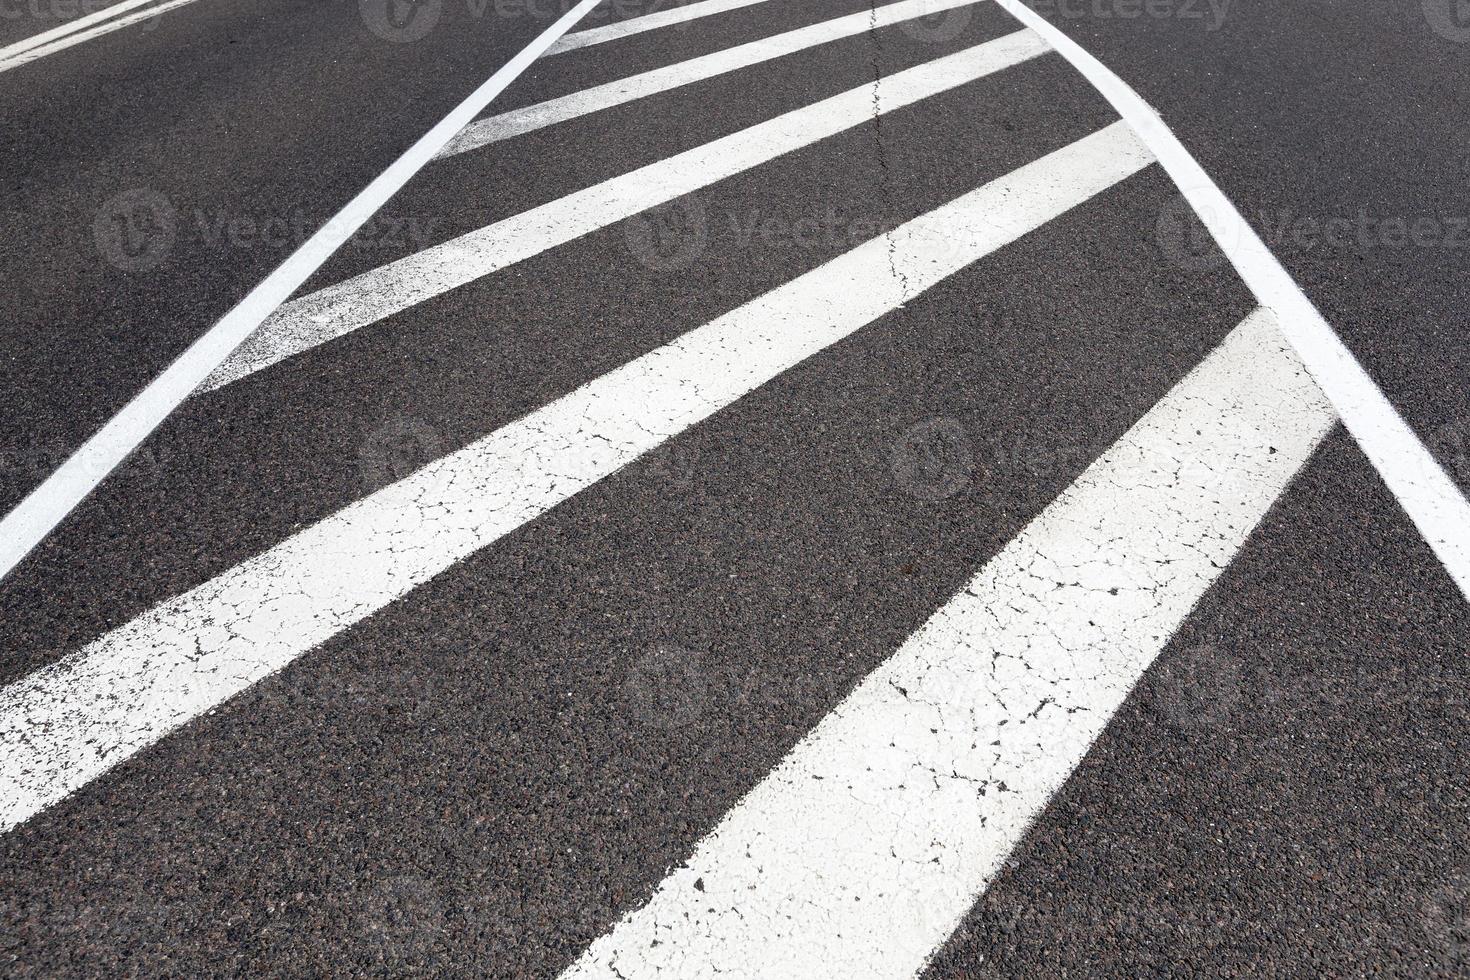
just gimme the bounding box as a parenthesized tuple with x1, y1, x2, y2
(987, 0, 1470, 600)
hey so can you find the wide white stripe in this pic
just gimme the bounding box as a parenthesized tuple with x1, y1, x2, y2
(546, 0, 777, 54)
(438, 0, 989, 156)
(0, 0, 204, 74)
(0, 0, 606, 585)
(986, 0, 1470, 598)
(0, 122, 1151, 834)
(560, 308, 1335, 980)
(201, 28, 1050, 392)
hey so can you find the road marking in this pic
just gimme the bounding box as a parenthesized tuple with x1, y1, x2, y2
(0, 121, 1151, 834)
(0, 0, 205, 75)
(546, 0, 778, 55)
(200, 29, 1049, 392)
(0, 0, 607, 586)
(986, 0, 1470, 600)
(437, 0, 989, 156)
(559, 308, 1335, 980)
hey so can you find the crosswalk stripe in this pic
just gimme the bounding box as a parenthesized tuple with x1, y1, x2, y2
(436, 0, 989, 157)
(558, 308, 1335, 980)
(0, 0, 206, 75)
(545, 0, 779, 55)
(0, 121, 1151, 835)
(200, 28, 1049, 393)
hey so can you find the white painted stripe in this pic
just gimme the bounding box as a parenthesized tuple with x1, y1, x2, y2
(546, 0, 777, 55)
(0, 0, 204, 75)
(438, 0, 988, 156)
(0, 0, 174, 59)
(202, 28, 1050, 392)
(559, 308, 1336, 980)
(0, 0, 606, 586)
(986, 0, 1470, 599)
(0, 121, 1151, 834)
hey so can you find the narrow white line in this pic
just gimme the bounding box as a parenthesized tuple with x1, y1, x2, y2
(559, 308, 1336, 980)
(200, 28, 1049, 392)
(0, 0, 204, 75)
(546, 0, 777, 55)
(0, 0, 607, 586)
(987, 0, 1470, 600)
(0, 121, 1151, 834)
(0, 0, 180, 61)
(438, 0, 989, 156)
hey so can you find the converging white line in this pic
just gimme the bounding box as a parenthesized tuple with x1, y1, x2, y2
(546, 0, 778, 55)
(201, 29, 1049, 391)
(0, 121, 1151, 834)
(0, 0, 609, 584)
(986, 0, 1470, 599)
(560, 309, 1335, 979)
(438, 0, 990, 156)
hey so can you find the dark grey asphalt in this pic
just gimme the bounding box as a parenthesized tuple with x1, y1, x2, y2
(0, 0, 1466, 975)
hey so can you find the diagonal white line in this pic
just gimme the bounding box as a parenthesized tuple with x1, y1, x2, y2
(986, 0, 1470, 600)
(201, 28, 1050, 392)
(546, 0, 779, 55)
(437, 0, 990, 156)
(0, 0, 608, 585)
(0, 121, 1152, 835)
(558, 308, 1336, 980)
(0, 0, 206, 75)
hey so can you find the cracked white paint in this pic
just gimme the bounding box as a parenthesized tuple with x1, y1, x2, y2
(559, 309, 1336, 980)
(437, 0, 991, 156)
(545, 0, 779, 55)
(200, 27, 1048, 393)
(0, 122, 1148, 834)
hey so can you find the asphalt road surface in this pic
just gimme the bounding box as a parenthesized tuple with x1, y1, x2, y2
(1, 0, 1467, 976)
